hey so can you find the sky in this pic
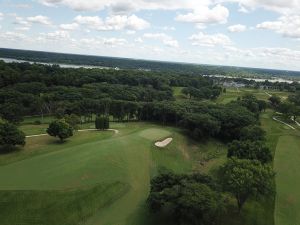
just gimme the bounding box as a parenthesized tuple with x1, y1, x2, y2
(0, 0, 300, 71)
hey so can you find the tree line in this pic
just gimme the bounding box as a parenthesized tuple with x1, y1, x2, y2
(148, 94, 275, 224)
(0, 60, 221, 124)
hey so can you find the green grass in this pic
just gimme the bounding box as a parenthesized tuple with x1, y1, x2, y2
(0, 182, 129, 225)
(216, 88, 292, 104)
(23, 115, 55, 124)
(261, 109, 300, 225)
(172, 86, 186, 99)
(274, 135, 300, 225)
(4, 95, 299, 225)
(0, 122, 226, 225)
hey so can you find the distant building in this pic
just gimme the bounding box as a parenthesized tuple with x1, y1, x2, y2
(222, 81, 245, 88)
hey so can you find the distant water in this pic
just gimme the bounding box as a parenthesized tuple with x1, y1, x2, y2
(205, 74, 298, 84)
(0, 57, 110, 69)
(1, 57, 298, 83)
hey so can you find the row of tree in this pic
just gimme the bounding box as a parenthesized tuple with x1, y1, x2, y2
(148, 94, 275, 224)
(0, 61, 221, 124)
(272, 92, 300, 122)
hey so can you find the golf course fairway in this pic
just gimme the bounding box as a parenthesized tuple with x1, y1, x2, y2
(274, 135, 300, 225)
(0, 123, 198, 225)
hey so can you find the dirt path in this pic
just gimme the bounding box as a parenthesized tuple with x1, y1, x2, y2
(291, 117, 300, 127)
(26, 129, 119, 138)
(265, 91, 272, 97)
(273, 117, 296, 130)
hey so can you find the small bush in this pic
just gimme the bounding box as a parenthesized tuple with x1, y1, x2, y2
(34, 120, 42, 125)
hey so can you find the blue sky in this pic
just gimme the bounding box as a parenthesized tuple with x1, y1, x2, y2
(0, 0, 300, 71)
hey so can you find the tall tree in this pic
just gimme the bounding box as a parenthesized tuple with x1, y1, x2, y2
(0, 121, 25, 151)
(227, 140, 272, 163)
(219, 158, 274, 213)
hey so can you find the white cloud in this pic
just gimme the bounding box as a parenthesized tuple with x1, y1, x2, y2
(126, 30, 136, 35)
(189, 32, 232, 47)
(59, 23, 79, 30)
(257, 15, 300, 38)
(0, 31, 27, 41)
(223, 46, 300, 69)
(14, 17, 31, 26)
(11, 4, 31, 9)
(0, 12, 3, 20)
(77, 37, 128, 48)
(39, 0, 211, 12)
(228, 24, 247, 33)
(135, 37, 143, 43)
(27, 15, 52, 25)
(15, 27, 30, 31)
(224, 0, 300, 15)
(175, 4, 229, 25)
(110, 2, 136, 14)
(161, 26, 176, 31)
(144, 33, 179, 48)
(103, 38, 127, 46)
(74, 15, 103, 27)
(74, 14, 149, 31)
(39, 30, 70, 41)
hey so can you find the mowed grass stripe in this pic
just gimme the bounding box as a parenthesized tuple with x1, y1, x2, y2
(0, 122, 227, 225)
(274, 135, 300, 225)
(0, 182, 129, 225)
(0, 132, 131, 190)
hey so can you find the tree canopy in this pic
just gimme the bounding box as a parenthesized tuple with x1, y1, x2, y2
(219, 158, 274, 212)
(0, 121, 25, 151)
(47, 120, 73, 142)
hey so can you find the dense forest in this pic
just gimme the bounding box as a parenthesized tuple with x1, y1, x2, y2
(1, 48, 300, 79)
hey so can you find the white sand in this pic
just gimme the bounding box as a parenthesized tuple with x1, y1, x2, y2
(155, 138, 173, 148)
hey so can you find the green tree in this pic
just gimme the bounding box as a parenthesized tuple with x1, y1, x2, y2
(95, 116, 109, 130)
(220, 158, 274, 213)
(268, 95, 281, 107)
(257, 100, 267, 112)
(0, 103, 24, 123)
(227, 140, 272, 163)
(47, 120, 73, 142)
(278, 102, 294, 119)
(64, 114, 81, 130)
(0, 121, 25, 151)
(148, 172, 223, 225)
(240, 125, 266, 141)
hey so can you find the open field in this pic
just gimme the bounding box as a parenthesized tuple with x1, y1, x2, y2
(274, 135, 300, 225)
(0, 121, 228, 225)
(216, 88, 292, 104)
(261, 110, 300, 225)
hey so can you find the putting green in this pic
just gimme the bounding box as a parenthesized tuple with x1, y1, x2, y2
(274, 135, 300, 225)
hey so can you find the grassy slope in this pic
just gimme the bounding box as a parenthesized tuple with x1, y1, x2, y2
(274, 136, 300, 225)
(0, 121, 226, 225)
(262, 110, 300, 225)
(0, 182, 129, 225)
(216, 87, 291, 104)
(2, 86, 296, 225)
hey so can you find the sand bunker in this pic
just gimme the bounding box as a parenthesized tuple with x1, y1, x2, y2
(155, 138, 173, 148)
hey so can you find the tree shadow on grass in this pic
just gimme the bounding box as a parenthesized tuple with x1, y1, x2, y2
(0, 145, 23, 155)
